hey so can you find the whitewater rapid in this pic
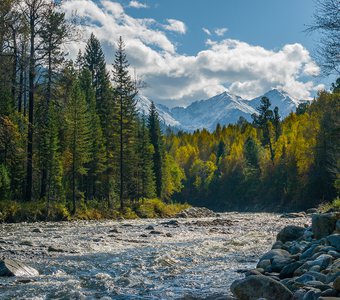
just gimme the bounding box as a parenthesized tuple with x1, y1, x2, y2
(0, 213, 309, 299)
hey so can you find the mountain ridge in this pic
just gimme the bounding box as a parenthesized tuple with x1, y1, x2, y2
(136, 89, 306, 131)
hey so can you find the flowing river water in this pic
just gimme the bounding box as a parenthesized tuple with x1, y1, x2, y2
(0, 213, 309, 300)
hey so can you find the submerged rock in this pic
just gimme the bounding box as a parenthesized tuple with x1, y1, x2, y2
(0, 259, 39, 277)
(230, 275, 293, 300)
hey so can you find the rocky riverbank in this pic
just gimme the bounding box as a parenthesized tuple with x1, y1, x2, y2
(230, 212, 340, 300)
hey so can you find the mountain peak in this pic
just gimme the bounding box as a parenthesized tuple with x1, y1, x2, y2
(136, 88, 302, 132)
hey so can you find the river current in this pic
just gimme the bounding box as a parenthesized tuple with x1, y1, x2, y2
(0, 213, 309, 299)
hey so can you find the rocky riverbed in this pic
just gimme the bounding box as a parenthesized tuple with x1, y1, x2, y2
(231, 212, 340, 300)
(0, 212, 311, 299)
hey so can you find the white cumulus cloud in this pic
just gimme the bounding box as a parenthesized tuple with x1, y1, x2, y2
(215, 27, 228, 36)
(61, 0, 321, 106)
(202, 27, 211, 36)
(163, 19, 187, 34)
(128, 1, 148, 9)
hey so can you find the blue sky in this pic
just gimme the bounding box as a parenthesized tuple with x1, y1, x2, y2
(126, 0, 317, 54)
(62, 0, 331, 107)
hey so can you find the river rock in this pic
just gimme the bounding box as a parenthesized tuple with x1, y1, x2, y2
(271, 256, 295, 272)
(0, 259, 39, 277)
(307, 208, 319, 214)
(333, 276, 340, 291)
(302, 289, 321, 300)
(312, 213, 338, 239)
(281, 212, 306, 219)
(327, 234, 340, 251)
(48, 245, 66, 252)
(230, 275, 293, 300)
(145, 225, 155, 230)
(32, 228, 43, 233)
(277, 225, 305, 243)
(260, 249, 291, 261)
(175, 207, 216, 218)
(280, 261, 304, 279)
(336, 220, 340, 233)
(149, 230, 163, 235)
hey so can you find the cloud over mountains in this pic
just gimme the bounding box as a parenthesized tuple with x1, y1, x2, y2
(61, 0, 324, 106)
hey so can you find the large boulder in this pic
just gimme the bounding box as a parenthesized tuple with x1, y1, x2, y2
(277, 225, 305, 243)
(312, 213, 339, 239)
(230, 275, 293, 300)
(0, 259, 39, 277)
(175, 207, 216, 218)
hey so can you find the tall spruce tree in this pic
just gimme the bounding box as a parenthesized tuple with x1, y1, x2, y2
(78, 67, 106, 201)
(112, 36, 138, 210)
(136, 115, 156, 199)
(252, 96, 275, 161)
(65, 80, 91, 214)
(148, 101, 165, 198)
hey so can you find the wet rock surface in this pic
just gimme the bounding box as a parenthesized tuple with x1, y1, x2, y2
(231, 212, 340, 300)
(0, 213, 309, 299)
(0, 259, 39, 277)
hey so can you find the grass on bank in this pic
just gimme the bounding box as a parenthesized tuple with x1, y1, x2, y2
(318, 197, 340, 213)
(0, 198, 190, 223)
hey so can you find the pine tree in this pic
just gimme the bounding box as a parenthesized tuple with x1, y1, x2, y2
(136, 115, 156, 199)
(252, 96, 275, 161)
(112, 36, 138, 210)
(78, 67, 106, 201)
(148, 101, 165, 198)
(65, 80, 91, 214)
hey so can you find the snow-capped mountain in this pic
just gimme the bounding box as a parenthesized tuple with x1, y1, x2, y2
(136, 95, 181, 127)
(136, 89, 304, 132)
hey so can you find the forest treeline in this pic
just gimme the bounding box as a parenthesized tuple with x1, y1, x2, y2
(0, 0, 183, 218)
(167, 85, 339, 211)
(0, 0, 339, 219)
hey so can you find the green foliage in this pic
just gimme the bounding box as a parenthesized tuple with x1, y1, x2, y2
(134, 198, 190, 218)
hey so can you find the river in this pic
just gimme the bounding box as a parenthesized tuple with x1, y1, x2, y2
(0, 212, 309, 299)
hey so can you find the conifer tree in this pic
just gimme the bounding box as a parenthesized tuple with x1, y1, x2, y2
(65, 80, 91, 214)
(112, 36, 138, 210)
(79, 67, 106, 201)
(136, 115, 156, 199)
(252, 96, 275, 161)
(148, 101, 165, 198)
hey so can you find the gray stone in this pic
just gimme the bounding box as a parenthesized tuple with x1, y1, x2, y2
(257, 259, 271, 270)
(277, 225, 305, 243)
(327, 234, 340, 251)
(271, 257, 295, 272)
(281, 212, 306, 219)
(260, 249, 291, 261)
(32, 228, 43, 233)
(0, 259, 39, 277)
(307, 208, 318, 214)
(20, 241, 34, 246)
(272, 241, 283, 249)
(301, 244, 319, 260)
(312, 213, 339, 239)
(149, 230, 163, 235)
(230, 275, 293, 300)
(145, 225, 155, 230)
(302, 289, 321, 300)
(321, 289, 338, 297)
(48, 245, 65, 252)
(336, 220, 340, 233)
(333, 276, 340, 291)
(280, 261, 303, 279)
